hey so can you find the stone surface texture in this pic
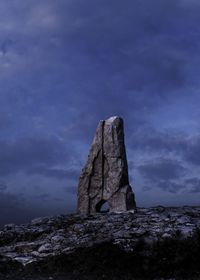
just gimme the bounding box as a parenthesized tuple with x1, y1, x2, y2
(0, 206, 200, 267)
(77, 116, 136, 215)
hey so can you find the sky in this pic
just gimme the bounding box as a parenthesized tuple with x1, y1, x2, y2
(1, 0, 200, 226)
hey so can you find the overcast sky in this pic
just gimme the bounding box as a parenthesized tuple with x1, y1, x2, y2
(1, 0, 200, 226)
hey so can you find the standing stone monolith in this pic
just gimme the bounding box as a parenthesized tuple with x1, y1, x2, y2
(77, 116, 136, 215)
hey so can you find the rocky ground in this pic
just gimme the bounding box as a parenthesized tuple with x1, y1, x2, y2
(0, 206, 200, 280)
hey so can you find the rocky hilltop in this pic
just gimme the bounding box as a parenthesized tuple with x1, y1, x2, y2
(1, 117, 200, 279)
(0, 206, 200, 279)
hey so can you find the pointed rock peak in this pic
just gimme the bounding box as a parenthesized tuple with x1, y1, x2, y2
(105, 115, 121, 123)
(77, 116, 136, 215)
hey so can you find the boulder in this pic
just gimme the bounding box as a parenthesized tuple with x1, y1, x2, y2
(77, 116, 136, 215)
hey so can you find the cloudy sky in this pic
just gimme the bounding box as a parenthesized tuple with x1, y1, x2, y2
(1, 0, 200, 226)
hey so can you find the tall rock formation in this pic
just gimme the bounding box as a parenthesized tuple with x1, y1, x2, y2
(77, 116, 136, 215)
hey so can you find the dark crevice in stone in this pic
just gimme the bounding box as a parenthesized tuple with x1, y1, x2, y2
(101, 120, 105, 199)
(95, 200, 109, 213)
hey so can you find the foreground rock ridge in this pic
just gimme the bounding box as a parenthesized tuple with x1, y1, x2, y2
(0, 207, 200, 267)
(77, 116, 136, 215)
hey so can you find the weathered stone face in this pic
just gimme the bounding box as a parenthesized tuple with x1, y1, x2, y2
(77, 116, 136, 215)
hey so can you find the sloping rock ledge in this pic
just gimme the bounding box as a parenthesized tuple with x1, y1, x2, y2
(0, 206, 200, 280)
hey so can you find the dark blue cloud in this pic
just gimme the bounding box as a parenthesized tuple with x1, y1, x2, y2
(184, 137, 200, 165)
(0, 113, 12, 130)
(129, 128, 188, 154)
(0, 191, 43, 228)
(0, 183, 7, 192)
(156, 177, 200, 194)
(184, 178, 200, 193)
(137, 158, 186, 182)
(0, 190, 73, 228)
(28, 167, 79, 181)
(0, 192, 25, 227)
(156, 181, 184, 194)
(0, 0, 200, 224)
(0, 136, 74, 176)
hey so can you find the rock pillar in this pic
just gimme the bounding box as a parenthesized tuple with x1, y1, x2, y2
(77, 116, 136, 215)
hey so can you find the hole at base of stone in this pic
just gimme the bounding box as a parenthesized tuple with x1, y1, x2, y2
(96, 200, 110, 213)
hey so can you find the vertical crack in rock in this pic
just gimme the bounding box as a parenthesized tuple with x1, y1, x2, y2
(77, 116, 136, 215)
(101, 120, 105, 198)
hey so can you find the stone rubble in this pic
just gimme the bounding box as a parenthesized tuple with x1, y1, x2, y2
(0, 206, 200, 267)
